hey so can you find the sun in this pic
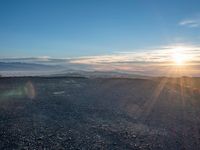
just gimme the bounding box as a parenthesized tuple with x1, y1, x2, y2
(171, 47, 187, 65)
(172, 53, 186, 65)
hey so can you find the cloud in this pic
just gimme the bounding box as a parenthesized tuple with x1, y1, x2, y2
(70, 45, 200, 65)
(1, 44, 200, 76)
(179, 18, 200, 28)
(69, 44, 200, 76)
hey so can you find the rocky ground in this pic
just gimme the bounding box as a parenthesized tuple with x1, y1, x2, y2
(0, 77, 200, 150)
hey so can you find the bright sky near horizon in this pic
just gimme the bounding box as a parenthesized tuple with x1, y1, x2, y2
(0, 0, 200, 58)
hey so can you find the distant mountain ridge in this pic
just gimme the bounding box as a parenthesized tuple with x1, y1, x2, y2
(0, 62, 61, 71)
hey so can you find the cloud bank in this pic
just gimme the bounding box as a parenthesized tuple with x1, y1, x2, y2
(1, 44, 200, 77)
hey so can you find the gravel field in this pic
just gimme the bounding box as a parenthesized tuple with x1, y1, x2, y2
(0, 77, 200, 150)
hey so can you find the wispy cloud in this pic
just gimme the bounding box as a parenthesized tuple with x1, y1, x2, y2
(179, 17, 200, 28)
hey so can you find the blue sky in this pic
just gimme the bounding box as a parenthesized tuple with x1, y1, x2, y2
(0, 0, 200, 58)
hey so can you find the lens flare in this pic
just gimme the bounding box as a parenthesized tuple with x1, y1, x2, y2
(0, 81, 36, 100)
(25, 81, 36, 99)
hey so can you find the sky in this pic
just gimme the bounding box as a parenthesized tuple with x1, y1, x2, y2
(0, 0, 200, 76)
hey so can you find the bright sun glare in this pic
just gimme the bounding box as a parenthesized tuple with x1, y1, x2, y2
(171, 47, 187, 65)
(172, 53, 185, 65)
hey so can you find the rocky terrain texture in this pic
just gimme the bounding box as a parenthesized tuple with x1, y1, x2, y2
(0, 77, 200, 149)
